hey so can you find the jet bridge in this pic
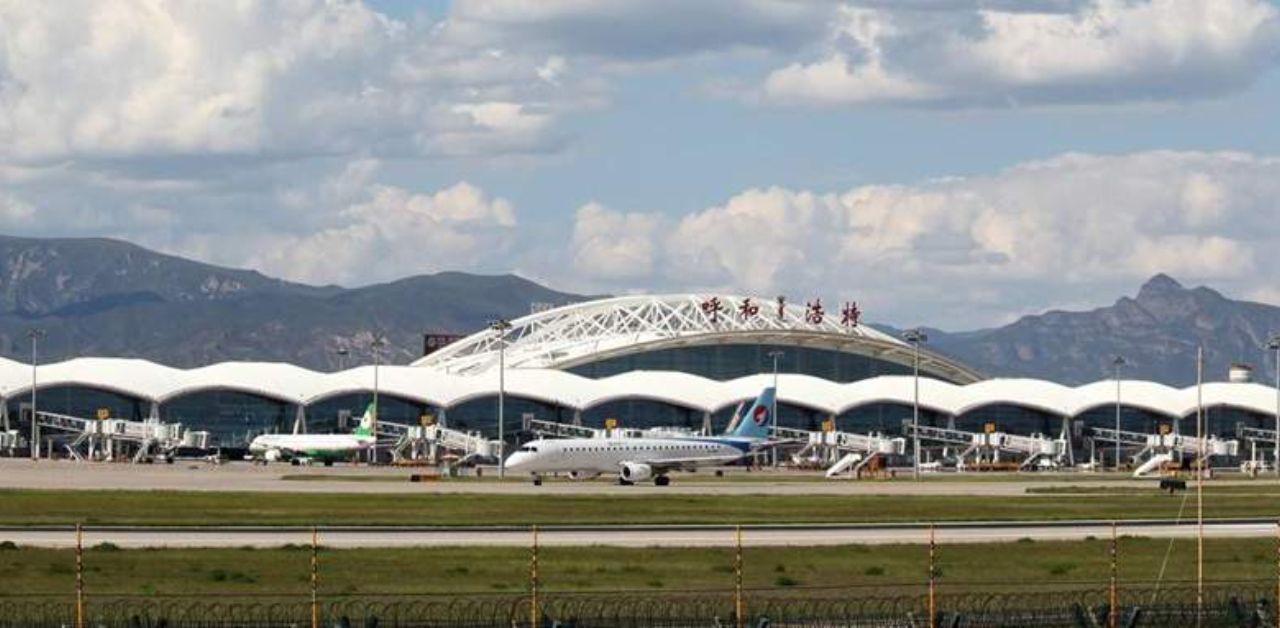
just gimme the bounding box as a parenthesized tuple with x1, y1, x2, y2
(378, 420, 500, 465)
(902, 422, 1070, 471)
(1087, 426, 1240, 477)
(774, 426, 905, 479)
(0, 430, 22, 454)
(34, 411, 210, 463)
(1235, 425, 1278, 473)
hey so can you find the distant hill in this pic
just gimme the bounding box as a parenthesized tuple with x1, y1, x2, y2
(918, 274, 1280, 386)
(0, 236, 587, 369)
(2, 234, 1277, 384)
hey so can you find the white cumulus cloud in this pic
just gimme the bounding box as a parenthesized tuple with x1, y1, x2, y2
(761, 0, 1280, 107)
(595, 151, 1280, 327)
(571, 202, 663, 280)
(250, 180, 517, 286)
(0, 0, 576, 163)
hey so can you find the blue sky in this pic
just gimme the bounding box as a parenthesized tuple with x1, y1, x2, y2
(1, 0, 1279, 329)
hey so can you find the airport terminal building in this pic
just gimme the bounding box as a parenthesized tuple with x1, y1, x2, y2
(0, 294, 1276, 459)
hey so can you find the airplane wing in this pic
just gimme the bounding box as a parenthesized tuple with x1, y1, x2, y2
(630, 453, 745, 473)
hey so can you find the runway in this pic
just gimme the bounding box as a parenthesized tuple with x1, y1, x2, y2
(2, 519, 1274, 549)
(0, 459, 1214, 496)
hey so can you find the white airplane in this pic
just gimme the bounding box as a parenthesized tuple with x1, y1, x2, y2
(504, 387, 776, 486)
(248, 403, 376, 465)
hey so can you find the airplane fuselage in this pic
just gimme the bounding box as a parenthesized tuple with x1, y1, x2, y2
(504, 436, 752, 476)
(248, 433, 374, 461)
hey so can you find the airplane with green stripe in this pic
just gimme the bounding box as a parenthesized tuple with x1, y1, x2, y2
(248, 403, 377, 464)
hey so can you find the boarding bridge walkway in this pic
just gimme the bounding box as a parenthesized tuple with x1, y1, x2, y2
(1235, 425, 1278, 473)
(378, 421, 500, 465)
(903, 423, 1069, 471)
(1088, 427, 1239, 477)
(774, 426, 905, 478)
(34, 411, 209, 462)
(1088, 427, 1239, 459)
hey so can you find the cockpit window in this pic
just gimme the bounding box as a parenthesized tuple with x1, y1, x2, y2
(519, 445, 538, 452)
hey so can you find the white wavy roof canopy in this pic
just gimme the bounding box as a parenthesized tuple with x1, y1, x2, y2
(0, 357, 1275, 419)
(409, 293, 982, 383)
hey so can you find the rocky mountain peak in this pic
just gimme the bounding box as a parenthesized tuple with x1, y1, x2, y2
(1136, 273, 1184, 299)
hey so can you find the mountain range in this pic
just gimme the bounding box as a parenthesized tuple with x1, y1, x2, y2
(1, 234, 1277, 386)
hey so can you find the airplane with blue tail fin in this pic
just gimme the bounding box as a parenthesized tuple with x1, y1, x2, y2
(504, 387, 776, 485)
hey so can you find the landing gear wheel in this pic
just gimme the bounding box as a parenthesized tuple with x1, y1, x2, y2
(618, 478, 634, 486)
(533, 477, 543, 486)
(654, 475, 671, 487)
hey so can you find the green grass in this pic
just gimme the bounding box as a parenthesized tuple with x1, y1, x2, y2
(0, 538, 1273, 596)
(0, 488, 1277, 526)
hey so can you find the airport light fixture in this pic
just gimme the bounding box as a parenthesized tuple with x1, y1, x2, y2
(1112, 355, 1126, 472)
(335, 347, 349, 371)
(1267, 334, 1280, 478)
(902, 329, 927, 481)
(370, 336, 386, 465)
(27, 328, 45, 461)
(492, 319, 513, 478)
(767, 350, 784, 467)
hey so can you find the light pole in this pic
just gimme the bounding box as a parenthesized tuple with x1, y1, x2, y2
(27, 328, 45, 461)
(903, 329, 927, 481)
(370, 336, 385, 465)
(1112, 355, 1126, 472)
(1267, 334, 1280, 477)
(336, 347, 349, 371)
(492, 319, 512, 478)
(767, 350, 783, 467)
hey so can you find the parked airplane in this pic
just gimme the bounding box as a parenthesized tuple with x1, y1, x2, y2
(248, 404, 376, 465)
(504, 387, 776, 485)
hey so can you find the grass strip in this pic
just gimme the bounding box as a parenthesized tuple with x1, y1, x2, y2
(0, 488, 1277, 526)
(0, 537, 1273, 596)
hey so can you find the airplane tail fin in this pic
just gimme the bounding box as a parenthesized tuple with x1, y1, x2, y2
(354, 403, 375, 437)
(729, 387, 775, 440)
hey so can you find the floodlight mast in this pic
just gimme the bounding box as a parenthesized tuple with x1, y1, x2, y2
(1267, 334, 1280, 478)
(27, 328, 46, 461)
(370, 336, 386, 465)
(902, 329, 927, 481)
(1112, 356, 1127, 472)
(767, 350, 784, 467)
(492, 319, 513, 478)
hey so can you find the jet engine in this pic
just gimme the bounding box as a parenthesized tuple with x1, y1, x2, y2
(619, 462, 653, 483)
(263, 449, 284, 462)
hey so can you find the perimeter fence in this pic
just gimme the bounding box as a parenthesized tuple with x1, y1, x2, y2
(0, 583, 1276, 627)
(1, 523, 1278, 627)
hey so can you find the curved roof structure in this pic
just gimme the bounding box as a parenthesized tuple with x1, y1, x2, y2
(411, 294, 983, 384)
(1, 357, 1275, 420)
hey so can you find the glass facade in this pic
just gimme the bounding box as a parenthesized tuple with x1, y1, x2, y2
(954, 404, 1064, 436)
(838, 403, 947, 435)
(4, 386, 148, 425)
(582, 399, 704, 431)
(567, 343, 916, 383)
(161, 390, 292, 447)
(306, 393, 434, 433)
(1188, 406, 1273, 438)
(447, 395, 575, 446)
(1074, 406, 1174, 438)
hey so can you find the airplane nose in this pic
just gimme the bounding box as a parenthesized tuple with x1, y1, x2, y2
(505, 452, 527, 469)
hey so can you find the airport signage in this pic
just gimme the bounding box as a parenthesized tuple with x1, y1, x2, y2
(699, 295, 863, 329)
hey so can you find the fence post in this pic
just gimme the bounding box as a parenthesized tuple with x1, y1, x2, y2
(530, 524, 539, 628)
(311, 526, 319, 628)
(735, 524, 744, 628)
(1109, 520, 1117, 628)
(75, 523, 84, 628)
(928, 523, 936, 628)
